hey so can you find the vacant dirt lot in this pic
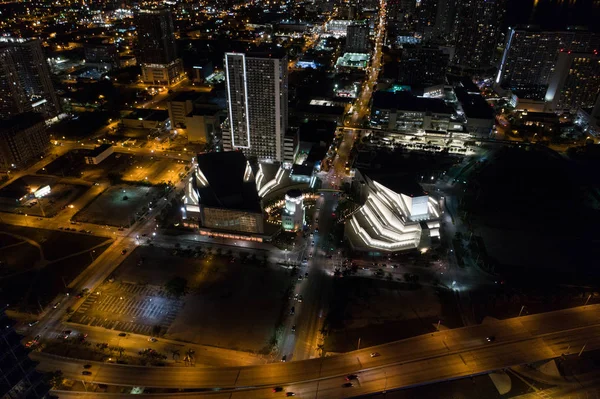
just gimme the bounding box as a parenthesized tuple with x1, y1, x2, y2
(73, 184, 161, 227)
(97, 246, 292, 353)
(324, 277, 461, 352)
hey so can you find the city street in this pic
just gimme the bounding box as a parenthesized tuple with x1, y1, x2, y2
(278, 128, 357, 362)
(32, 305, 600, 393)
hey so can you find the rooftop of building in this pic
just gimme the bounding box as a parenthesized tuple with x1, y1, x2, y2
(188, 106, 222, 117)
(0, 112, 45, 132)
(454, 88, 495, 120)
(194, 151, 262, 213)
(123, 109, 169, 121)
(372, 91, 454, 114)
(0, 175, 56, 200)
(170, 91, 202, 103)
(363, 171, 425, 198)
(296, 102, 346, 116)
(449, 76, 480, 94)
(88, 144, 113, 157)
(298, 120, 337, 144)
(291, 164, 314, 177)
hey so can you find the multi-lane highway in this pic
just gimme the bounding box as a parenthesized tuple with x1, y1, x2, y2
(35, 304, 600, 396)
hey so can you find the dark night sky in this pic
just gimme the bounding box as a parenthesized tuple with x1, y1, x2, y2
(505, 0, 600, 31)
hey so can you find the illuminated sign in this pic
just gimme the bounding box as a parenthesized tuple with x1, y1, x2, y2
(34, 185, 51, 198)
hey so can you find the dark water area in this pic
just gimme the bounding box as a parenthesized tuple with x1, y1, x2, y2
(506, 0, 600, 31)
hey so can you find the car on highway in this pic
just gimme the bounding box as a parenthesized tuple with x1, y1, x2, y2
(28, 320, 39, 327)
(286, 393, 295, 397)
(62, 330, 72, 339)
(342, 382, 354, 388)
(304, 272, 308, 279)
(82, 371, 92, 376)
(486, 336, 496, 343)
(290, 306, 295, 315)
(346, 374, 358, 381)
(53, 302, 60, 309)
(281, 355, 287, 362)
(291, 325, 296, 333)
(148, 337, 157, 342)
(83, 364, 92, 369)
(297, 295, 303, 303)
(121, 249, 128, 255)
(272, 387, 283, 392)
(118, 332, 127, 337)
(370, 352, 380, 357)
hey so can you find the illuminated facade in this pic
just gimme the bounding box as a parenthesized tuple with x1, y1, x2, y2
(346, 22, 369, 53)
(223, 52, 288, 162)
(452, 0, 506, 71)
(496, 28, 599, 99)
(135, 8, 184, 85)
(345, 171, 441, 253)
(0, 37, 61, 119)
(545, 51, 600, 111)
(282, 189, 305, 232)
(0, 112, 48, 170)
(183, 152, 265, 235)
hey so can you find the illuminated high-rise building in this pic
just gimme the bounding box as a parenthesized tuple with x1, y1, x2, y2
(452, 0, 506, 71)
(223, 52, 288, 163)
(0, 38, 60, 120)
(496, 27, 599, 99)
(346, 22, 370, 53)
(134, 8, 184, 85)
(545, 51, 600, 111)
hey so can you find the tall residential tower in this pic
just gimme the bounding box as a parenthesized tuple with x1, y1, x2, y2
(496, 27, 599, 99)
(0, 37, 60, 119)
(135, 8, 184, 85)
(452, 0, 506, 71)
(223, 52, 288, 163)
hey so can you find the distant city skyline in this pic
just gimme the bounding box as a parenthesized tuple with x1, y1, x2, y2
(506, 0, 600, 31)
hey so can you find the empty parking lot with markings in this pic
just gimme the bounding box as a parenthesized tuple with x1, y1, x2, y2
(70, 282, 183, 336)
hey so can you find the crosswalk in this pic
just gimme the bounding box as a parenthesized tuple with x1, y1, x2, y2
(71, 282, 183, 336)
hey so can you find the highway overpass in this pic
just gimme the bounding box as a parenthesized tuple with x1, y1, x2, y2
(37, 304, 600, 398)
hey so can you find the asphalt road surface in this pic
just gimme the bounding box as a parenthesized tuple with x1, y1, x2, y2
(35, 304, 600, 392)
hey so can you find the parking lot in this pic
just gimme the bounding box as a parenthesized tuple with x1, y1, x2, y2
(40, 150, 188, 186)
(77, 246, 293, 353)
(73, 184, 161, 227)
(70, 281, 183, 336)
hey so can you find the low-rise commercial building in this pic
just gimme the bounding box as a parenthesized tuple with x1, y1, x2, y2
(121, 109, 169, 130)
(336, 53, 370, 70)
(454, 87, 495, 137)
(185, 107, 225, 144)
(370, 91, 457, 133)
(167, 92, 198, 128)
(85, 144, 113, 165)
